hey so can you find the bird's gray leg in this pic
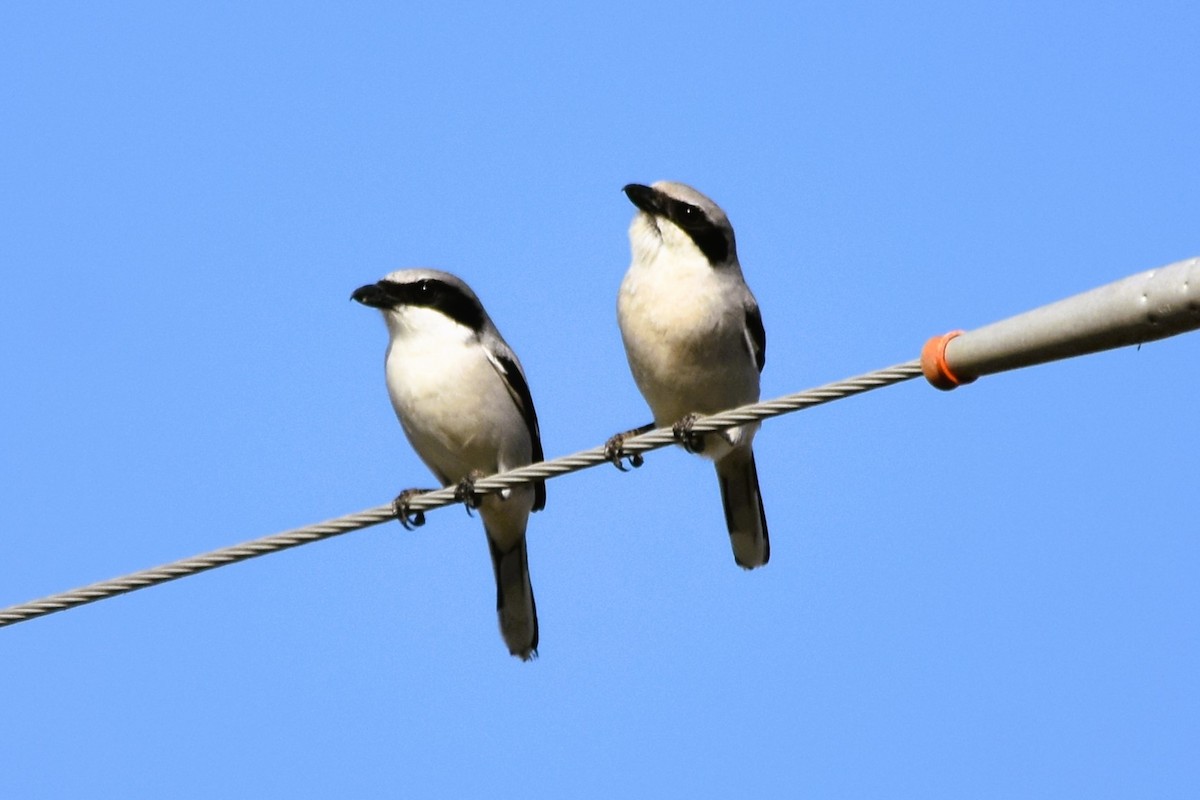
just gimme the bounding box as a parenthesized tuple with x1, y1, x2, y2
(454, 469, 487, 515)
(604, 422, 654, 471)
(392, 488, 436, 530)
(672, 413, 707, 454)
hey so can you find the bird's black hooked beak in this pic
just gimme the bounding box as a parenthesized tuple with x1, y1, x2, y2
(623, 183, 663, 216)
(351, 282, 392, 308)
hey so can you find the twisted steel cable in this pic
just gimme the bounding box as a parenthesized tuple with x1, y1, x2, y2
(0, 359, 922, 629)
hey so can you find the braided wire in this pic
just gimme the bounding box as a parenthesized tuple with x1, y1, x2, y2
(0, 359, 922, 629)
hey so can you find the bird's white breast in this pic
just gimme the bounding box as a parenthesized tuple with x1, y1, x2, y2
(382, 307, 531, 484)
(617, 240, 760, 427)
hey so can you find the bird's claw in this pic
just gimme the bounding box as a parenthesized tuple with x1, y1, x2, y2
(392, 488, 430, 530)
(604, 433, 644, 472)
(455, 471, 485, 514)
(672, 413, 707, 454)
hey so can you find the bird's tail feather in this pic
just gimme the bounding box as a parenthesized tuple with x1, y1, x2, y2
(486, 532, 539, 660)
(715, 446, 770, 569)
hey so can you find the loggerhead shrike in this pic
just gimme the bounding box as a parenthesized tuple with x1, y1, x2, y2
(352, 269, 545, 660)
(614, 181, 770, 569)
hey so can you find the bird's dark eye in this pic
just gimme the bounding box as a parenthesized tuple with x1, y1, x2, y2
(417, 280, 432, 295)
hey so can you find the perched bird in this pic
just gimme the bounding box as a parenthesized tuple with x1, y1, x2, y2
(615, 181, 770, 569)
(352, 269, 545, 659)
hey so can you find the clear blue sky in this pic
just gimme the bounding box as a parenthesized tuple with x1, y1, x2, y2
(3, 3, 1198, 797)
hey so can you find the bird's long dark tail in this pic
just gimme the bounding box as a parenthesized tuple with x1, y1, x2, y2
(486, 532, 538, 660)
(715, 446, 770, 569)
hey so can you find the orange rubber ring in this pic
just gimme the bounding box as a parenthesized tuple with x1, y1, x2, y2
(921, 330, 974, 391)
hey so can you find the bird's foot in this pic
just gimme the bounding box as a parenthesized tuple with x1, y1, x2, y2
(392, 488, 434, 530)
(455, 470, 486, 515)
(672, 413, 707, 454)
(603, 423, 654, 472)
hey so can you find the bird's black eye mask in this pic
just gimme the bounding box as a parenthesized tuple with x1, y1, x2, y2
(372, 278, 486, 332)
(663, 197, 730, 265)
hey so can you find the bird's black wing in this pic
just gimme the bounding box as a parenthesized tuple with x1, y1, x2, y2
(490, 352, 547, 512)
(745, 303, 766, 373)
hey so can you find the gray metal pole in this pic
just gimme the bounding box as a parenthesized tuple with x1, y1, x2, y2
(922, 256, 1200, 390)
